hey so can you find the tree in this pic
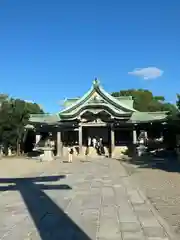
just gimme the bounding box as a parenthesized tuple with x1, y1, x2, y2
(0, 96, 44, 155)
(176, 94, 180, 111)
(111, 89, 177, 114)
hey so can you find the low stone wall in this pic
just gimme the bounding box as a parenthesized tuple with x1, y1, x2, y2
(112, 146, 128, 158)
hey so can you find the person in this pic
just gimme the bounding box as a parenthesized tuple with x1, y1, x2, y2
(139, 137, 144, 145)
(92, 137, 97, 148)
(68, 145, 74, 163)
(95, 139, 101, 155)
(87, 137, 91, 147)
(99, 138, 105, 155)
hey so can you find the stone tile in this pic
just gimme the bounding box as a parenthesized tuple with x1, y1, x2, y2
(100, 205, 117, 218)
(138, 215, 161, 228)
(119, 222, 142, 232)
(127, 189, 145, 205)
(114, 189, 130, 206)
(147, 238, 169, 240)
(80, 195, 101, 210)
(133, 203, 152, 213)
(101, 187, 116, 205)
(143, 226, 167, 238)
(91, 180, 102, 188)
(97, 218, 121, 239)
(77, 210, 99, 239)
(117, 206, 139, 223)
(1, 216, 37, 240)
(122, 231, 145, 240)
(119, 214, 139, 223)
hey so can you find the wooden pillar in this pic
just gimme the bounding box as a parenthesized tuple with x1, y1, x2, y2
(79, 125, 82, 154)
(111, 125, 115, 157)
(132, 127, 137, 156)
(57, 131, 63, 157)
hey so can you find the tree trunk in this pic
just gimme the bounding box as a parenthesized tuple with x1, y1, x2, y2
(16, 139, 20, 156)
(16, 126, 22, 156)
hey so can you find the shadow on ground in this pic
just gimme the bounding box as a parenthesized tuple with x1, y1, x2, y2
(0, 175, 92, 240)
(26, 150, 42, 158)
(121, 149, 180, 173)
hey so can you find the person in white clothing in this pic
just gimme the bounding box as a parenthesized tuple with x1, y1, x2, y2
(87, 137, 91, 147)
(68, 145, 74, 163)
(92, 137, 97, 148)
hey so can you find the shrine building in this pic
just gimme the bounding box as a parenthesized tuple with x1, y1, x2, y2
(25, 79, 169, 158)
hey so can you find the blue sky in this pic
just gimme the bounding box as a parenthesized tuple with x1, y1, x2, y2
(0, 1, 179, 113)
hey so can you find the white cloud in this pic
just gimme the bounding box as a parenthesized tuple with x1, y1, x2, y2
(128, 67, 163, 80)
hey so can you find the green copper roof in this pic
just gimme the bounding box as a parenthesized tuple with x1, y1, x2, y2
(29, 113, 60, 124)
(59, 79, 137, 119)
(62, 98, 79, 108)
(115, 96, 134, 109)
(128, 111, 168, 123)
(60, 104, 131, 120)
(28, 79, 169, 125)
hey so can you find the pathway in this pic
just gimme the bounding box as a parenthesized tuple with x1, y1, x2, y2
(121, 158, 180, 238)
(0, 157, 177, 240)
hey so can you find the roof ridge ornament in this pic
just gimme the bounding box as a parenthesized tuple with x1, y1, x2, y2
(93, 77, 100, 87)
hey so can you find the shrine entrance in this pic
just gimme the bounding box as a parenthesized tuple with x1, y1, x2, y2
(82, 126, 111, 147)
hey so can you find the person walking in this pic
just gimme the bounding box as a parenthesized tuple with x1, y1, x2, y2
(68, 145, 74, 163)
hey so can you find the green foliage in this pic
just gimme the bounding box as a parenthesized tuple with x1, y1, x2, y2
(112, 89, 177, 114)
(176, 94, 180, 111)
(0, 96, 44, 154)
(168, 94, 180, 122)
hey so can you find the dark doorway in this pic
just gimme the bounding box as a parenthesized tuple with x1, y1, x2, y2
(24, 130, 36, 153)
(83, 127, 110, 147)
(62, 130, 78, 146)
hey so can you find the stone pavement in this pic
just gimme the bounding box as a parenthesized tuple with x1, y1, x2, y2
(121, 159, 180, 237)
(0, 157, 177, 240)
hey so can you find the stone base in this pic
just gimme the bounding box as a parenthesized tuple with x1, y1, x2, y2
(61, 145, 131, 159)
(112, 146, 128, 158)
(41, 149, 54, 161)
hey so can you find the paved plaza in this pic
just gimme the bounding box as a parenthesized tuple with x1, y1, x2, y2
(0, 157, 178, 240)
(121, 158, 180, 237)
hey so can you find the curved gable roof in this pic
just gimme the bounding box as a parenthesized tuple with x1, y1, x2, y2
(59, 79, 137, 117)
